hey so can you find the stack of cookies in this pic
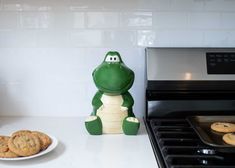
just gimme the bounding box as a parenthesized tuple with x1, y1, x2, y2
(0, 130, 52, 158)
(211, 122, 235, 146)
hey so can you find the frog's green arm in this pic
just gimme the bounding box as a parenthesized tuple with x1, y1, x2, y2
(127, 108, 135, 117)
(91, 90, 103, 115)
(122, 92, 134, 109)
(122, 92, 135, 117)
(122, 91, 134, 108)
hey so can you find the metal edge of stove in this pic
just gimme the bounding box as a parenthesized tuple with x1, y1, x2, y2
(144, 100, 167, 168)
(145, 47, 235, 82)
(144, 118, 166, 168)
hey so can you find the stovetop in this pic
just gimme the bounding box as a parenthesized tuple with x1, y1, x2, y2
(146, 118, 235, 168)
(145, 47, 235, 167)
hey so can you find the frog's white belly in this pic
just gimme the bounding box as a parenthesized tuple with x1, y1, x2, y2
(97, 94, 128, 134)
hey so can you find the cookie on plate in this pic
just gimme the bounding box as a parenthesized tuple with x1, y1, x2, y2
(8, 133, 41, 156)
(12, 130, 32, 136)
(0, 136, 10, 153)
(32, 131, 52, 150)
(0, 136, 18, 158)
(223, 133, 235, 146)
(210, 122, 235, 133)
(0, 149, 19, 158)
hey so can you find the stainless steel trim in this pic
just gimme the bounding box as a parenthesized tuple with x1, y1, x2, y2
(146, 47, 235, 81)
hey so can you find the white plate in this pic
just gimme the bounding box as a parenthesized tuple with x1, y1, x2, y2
(0, 135, 58, 161)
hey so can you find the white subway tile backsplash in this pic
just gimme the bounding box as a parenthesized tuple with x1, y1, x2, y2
(87, 12, 119, 29)
(73, 12, 85, 28)
(51, 12, 72, 29)
(70, 0, 101, 10)
(107, 0, 161, 11)
(21, 0, 54, 11)
(89, 0, 137, 10)
(189, 12, 221, 29)
(2, 0, 51, 11)
(19, 12, 51, 29)
(70, 30, 103, 47)
(36, 30, 69, 47)
(137, 30, 156, 46)
(0, 30, 37, 47)
(14, 30, 37, 47)
(154, 30, 204, 46)
(126, 0, 158, 11)
(83, 48, 107, 68)
(43, 12, 85, 29)
(103, 30, 136, 47)
(121, 12, 153, 28)
(205, 0, 235, 12)
(0, 12, 18, 29)
(74, 0, 165, 11)
(228, 31, 235, 46)
(154, 12, 188, 29)
(0, 87, 28, 116)
(204, 30, 229, 46)
(154, 0, 171, 11)
(2, 0, 22, 11)
(4, 0, 70, 11)
(5, 83, 25, 103)
(221, 13, 235, 29)
(0, 0, 235, 117)
(36, 0, 70, 11)
(12, 80, 83, 116)
(171, 0, 204, 11)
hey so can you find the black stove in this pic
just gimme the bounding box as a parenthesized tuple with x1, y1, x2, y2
(146, 118, 235, 168)
(144, 47, 235, 168)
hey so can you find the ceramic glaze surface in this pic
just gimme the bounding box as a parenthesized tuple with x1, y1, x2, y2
(97, 95, 128, 133)
(85, 51, 140, 135)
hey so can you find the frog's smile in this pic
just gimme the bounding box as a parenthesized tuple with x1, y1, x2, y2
(93, 63, 134, 94)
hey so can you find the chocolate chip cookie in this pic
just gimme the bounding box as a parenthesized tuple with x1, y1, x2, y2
(8, 133, 41, 156)
(0, 136, 18, 158)
(211, 122, 235, 133)
(32, 131, 52, 150)
(223, 133, 235, 146)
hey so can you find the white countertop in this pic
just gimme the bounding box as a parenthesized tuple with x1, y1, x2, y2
(0, 117, 158, 168)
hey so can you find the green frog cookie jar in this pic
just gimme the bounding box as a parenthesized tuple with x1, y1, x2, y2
(85, 51, 140, 135)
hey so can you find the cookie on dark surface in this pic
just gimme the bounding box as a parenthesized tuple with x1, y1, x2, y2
(211, 122, 235, 133)
(223, 133, 235, 146)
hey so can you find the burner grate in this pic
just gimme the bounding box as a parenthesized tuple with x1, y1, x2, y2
(149, 118, 235, 168)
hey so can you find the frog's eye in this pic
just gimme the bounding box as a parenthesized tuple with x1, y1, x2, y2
(105, 55, 120, 63)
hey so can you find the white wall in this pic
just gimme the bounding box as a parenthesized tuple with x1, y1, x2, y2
(0, 0, 235, 117)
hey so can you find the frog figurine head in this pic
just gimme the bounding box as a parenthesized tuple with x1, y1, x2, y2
(85, 51, 140, 135)
(92, 51, 134, 95)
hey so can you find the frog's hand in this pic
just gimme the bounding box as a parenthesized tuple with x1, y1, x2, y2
(121, 92, 135, 117)
(122, 117, 140, 135)
(120, 106, 128, 111)
(92, 90, 103, 115)
(121, 92, 134, 109)
(85, 116, 102, 135)
(121, 106, 135, 117)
